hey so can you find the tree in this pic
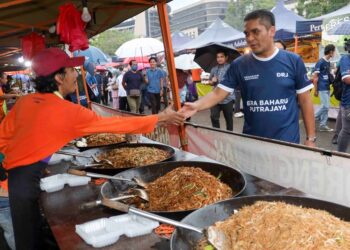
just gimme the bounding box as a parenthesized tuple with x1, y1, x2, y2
(224, 0, 276, 31)
(89, 29, 135, 56)
(296, 0, 349, 19)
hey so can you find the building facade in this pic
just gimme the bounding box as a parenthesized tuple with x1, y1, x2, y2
(170, 0, 229, 37)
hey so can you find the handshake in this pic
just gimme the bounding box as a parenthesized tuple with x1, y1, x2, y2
(156, 103, 199, 126)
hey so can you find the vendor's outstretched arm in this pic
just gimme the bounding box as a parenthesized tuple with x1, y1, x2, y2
(180, 87, 229, 118)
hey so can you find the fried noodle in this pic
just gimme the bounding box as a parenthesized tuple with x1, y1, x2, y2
(212, 201, 350, 250)
(141, 167, 233, 211)
(86, 133, 126, 146)
(97, 146, 169, 168)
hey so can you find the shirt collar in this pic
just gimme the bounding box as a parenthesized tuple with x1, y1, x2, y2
(323, 56, 330, 62)
(252, 47, 279, 62)
(54, 91, 64, 99)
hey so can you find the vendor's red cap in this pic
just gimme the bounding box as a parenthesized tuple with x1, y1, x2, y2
(32, 48, 85, 77)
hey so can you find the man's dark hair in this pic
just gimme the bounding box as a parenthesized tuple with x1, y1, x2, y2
(344, 38, 350, 53)
(149, 57, 157, 63)
(324, 44, 335, 55)
(275, 40, 286, 50)
(129, 59, 137, 66)
(244, 9, 275, 29)
(34, 67, 65, 93)
(216, 50, 228, 57)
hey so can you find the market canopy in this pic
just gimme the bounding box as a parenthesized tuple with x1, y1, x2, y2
(175, 18, 241, 52)
(271, 0, 306, 40)
(171, 31, 193, 52)
(0, 0, 170, 70)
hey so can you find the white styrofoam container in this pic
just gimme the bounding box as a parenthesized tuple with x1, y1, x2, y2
(75, 213, 159, 248)
(76, 218, 121, 248)
(40, 174, 65, 193)
(40, 174, 91, 193)
(62, 174, 91, 187)
(110, 214, 159, 238)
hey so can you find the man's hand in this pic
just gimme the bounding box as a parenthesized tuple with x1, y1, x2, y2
(157, 105, 185, 126)
(313, 90, 318, 97)
(180, 102, 199, 119)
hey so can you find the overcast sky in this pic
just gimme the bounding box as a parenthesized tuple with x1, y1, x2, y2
(168, 0, 200, 11)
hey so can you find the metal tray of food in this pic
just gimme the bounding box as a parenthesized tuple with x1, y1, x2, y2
(72, 143, 176, 175)
(100, 161, 246, 218)
(75, 133, 127, 151)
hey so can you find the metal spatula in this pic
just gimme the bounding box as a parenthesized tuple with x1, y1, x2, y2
(67, 169, 147, 188)
(56, 151, 114, 166)
(101, 198, 226, 250)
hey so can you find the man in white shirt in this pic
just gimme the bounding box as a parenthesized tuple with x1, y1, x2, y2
(117, 67, 129, 111)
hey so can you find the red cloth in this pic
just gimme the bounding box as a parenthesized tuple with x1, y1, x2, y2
(57, 3, 89, 52)
(21, 32, 45, 60)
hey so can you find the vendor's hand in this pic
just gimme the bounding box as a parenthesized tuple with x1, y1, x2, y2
(157, 105, 185, 126)
(304, 140, 316, 148)
(180, 102, 199, 119)
(313, 91, 318, 97)
(212, 76, 218, 83)
(160, 89, 164, 97)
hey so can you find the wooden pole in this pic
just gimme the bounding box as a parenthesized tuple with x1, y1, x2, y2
(70, 51, 80, 105)
(157, 1, 188, 151)
(80, 66, 91, 109)
(294, 35, 298, 53)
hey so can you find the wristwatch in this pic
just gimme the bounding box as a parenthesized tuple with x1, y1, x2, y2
(306, 136, 317, 142)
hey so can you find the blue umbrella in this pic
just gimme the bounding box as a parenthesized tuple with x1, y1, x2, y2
(329, 21, 350, 35)
(73, 46, 108, 65)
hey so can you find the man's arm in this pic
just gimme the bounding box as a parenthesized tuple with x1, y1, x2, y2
(180, 87, 230, 118)
(122, 74, 127, 89)
(298, 91, 316, 147)
(342, 76, 350, 85)
(312, 72, 319, 97)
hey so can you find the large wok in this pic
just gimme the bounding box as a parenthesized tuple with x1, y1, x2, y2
(71, 143, 175, 175)
(171, 195, 350, 250)
(100, 161, 246, 218)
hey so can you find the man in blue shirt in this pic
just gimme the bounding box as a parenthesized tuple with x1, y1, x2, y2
(337, 39, 350, 152)
(145, 57, 164, 114)
(181, 9, 316, 146)
(122, 60, 143, 113)
(313, 44, 335, 132)
(209, 50, 235, 131)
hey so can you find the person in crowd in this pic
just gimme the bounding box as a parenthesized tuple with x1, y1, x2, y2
(139, 68, 149, 114)
(122, 60, 143, 113)
(209, 50, 235, 131)
(145, 57, 164, 114)
(158, 63, 169, 108)
(85, 62, 100, 103)
(337, 39, 350, 152)
(108, 70, 118, 109)
(100, 70, 110, 106)
(181, 9, 316, 146)
(0, 48, 185, 250)
(117, 67, 129, 111)
(0, 182, 15, 250)
(313, 44, 336, 132)
(275, 39, 286, 50)
(0, 72, 19, 123)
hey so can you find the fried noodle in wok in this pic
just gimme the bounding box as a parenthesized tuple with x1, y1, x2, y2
(140, 167, 233, 211)
(210, 201, 350, 250)
(86, 133, 126, 146)
(97, 146, 169, 168)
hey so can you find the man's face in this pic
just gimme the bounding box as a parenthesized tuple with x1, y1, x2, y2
(216, 53, 227, 65)
(150, 59, 157, 69)
(59, 67, 78, 95)
(0, 73, 7, 85)
(244, 19, 275, 55)
(329, 50, 336, 58)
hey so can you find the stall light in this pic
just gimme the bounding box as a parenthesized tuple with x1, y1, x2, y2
(81, 7, 91, 22)
(244, 48, 251, 54)
(18, 56, 24, 63)
(49, 25, 56, 34)
(24, 61, 32, 67)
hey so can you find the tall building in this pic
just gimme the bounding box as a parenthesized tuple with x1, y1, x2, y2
(170, 0, 229, 38)
(113, 5, 171, 38)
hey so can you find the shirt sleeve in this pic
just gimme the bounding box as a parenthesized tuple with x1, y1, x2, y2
(71, 105, 159, 138)
(340, 56, 350, 81)
(313, 59, 322, 74)
(217, 62, 238, 94)
(295, 56, 313, 94)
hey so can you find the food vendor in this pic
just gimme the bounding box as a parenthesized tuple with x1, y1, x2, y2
(0, 48, 185, 250)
